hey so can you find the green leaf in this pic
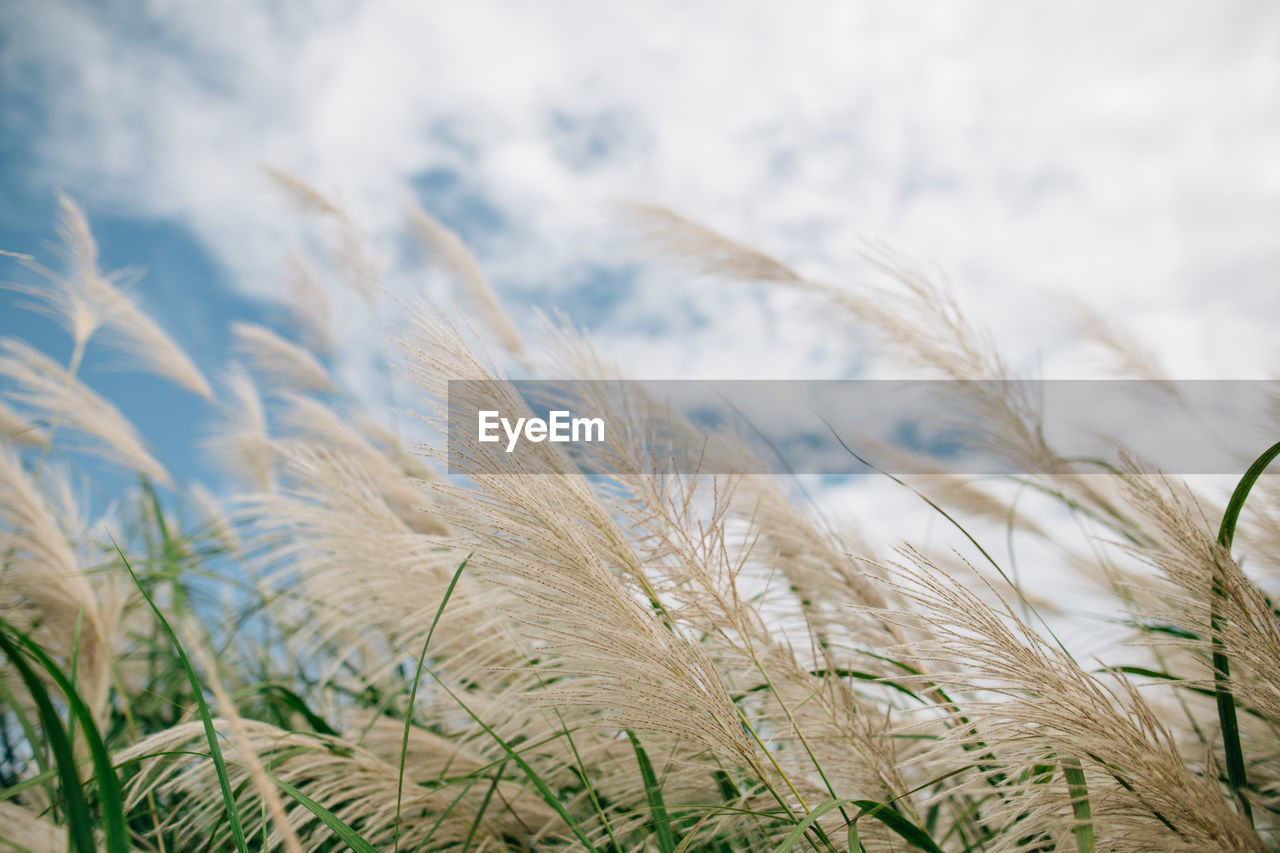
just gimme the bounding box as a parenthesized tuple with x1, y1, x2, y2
(776, 797, 943, 853)
(1211, 438, 1280, 825)
(395, 554, 469, 853)
(627, 730, 677, 853)
(0, 623, 129, 853)
(240, 683, 339, 736)
(460, 762, 504, 853)
(115, 539, 250, 853)
(737, 668, 926, 706)
(430, 668, 600, 852)
(0, 626, 95, 852)
(269, 775, 379, 853)
(0, 676, 53, 804)
(1098, 666, 1267, 721)
(1061, 757, 1095, 853)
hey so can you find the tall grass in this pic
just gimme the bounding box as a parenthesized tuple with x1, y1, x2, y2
(1, 188, 1277, 851)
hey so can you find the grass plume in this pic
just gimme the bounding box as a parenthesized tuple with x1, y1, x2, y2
(0, 194, 1277, 852)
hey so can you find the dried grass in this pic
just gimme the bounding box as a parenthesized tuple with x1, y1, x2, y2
(1, 195, 1277, 852)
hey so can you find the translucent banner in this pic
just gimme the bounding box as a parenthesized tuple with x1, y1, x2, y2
(447, 379, 1280, 476)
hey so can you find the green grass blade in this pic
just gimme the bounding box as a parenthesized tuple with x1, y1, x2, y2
(672, 813, 716, 853)
(822, 419, 1076, 663)
(114, 539, 250, 853)
(627, 730, 677, 853)
(1211, 438, 1280, 825)
(268, 775, 379, 853)
(1098, 666, 1267, 721)
(0, 676, 53, 803)
(429, 666, 600, 852)
(1061, 758, 1095, 853)
(423, 775, 482, 847)
(846, 802, 944, 853)
(395, 554, 469, 853)
(67, 605, 84, 750)
(776, 797, 944, 853)
(461, 762, 504, 853)
(238, 683, 339, 736)
(0, 626, 95, 852)
(554, 711, 623, 852)
(1217, 440, 1280, 553)
(0, 622, 129, 853)
(0, 765, 62, 803)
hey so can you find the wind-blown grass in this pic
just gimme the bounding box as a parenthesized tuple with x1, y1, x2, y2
(1, 188, 1277, 851)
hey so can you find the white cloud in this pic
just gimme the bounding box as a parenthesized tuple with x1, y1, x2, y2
(2, 0, 1277, 387)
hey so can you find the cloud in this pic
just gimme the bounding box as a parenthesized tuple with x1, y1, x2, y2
(2, 0, 1277, 386)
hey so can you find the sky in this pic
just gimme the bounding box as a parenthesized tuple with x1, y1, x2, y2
(1, 1, 1278, 541)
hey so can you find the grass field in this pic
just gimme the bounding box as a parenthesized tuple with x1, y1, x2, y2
(1, 189, 1277, 851)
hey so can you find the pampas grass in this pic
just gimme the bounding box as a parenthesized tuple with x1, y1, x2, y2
(4, 193, 212, 400)
(1, 190, 1278, 852)
(0, 337, 172, 486)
